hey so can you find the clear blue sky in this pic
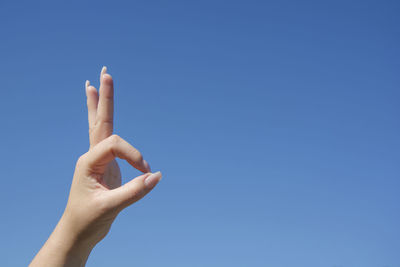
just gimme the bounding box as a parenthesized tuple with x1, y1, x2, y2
(0, 0, 399, 266)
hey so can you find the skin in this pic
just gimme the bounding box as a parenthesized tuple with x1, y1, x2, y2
(30, 67, 162, 267)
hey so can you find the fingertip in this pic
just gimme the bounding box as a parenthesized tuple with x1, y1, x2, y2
(87, 85, 98, 93)
(101, 74, 114, 87)
(103, 73, 113, 81)
(101, 66, 107, 76)
(144, 171, 162, 189)
(143, 159, 151, 173)
(85, 80, 90, 88)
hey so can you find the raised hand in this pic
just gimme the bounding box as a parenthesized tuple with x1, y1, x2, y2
(30, 68, 161, 267)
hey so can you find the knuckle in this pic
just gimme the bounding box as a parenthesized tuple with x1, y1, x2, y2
(107, 135, 121, 155)
(109, 134, 121, 144)
(76, 153, 87, 167)
(100, 119, 113, 125)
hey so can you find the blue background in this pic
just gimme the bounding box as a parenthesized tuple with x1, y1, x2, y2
(0, 0, 399, 266)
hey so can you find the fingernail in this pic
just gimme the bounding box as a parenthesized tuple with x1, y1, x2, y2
(85, 80, 90, 89)
(144, 171, 162, 189)
(101, 66, 107, 78)
(143, 159, 151, 172)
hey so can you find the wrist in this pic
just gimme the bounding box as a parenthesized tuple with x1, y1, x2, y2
(30, 214, 95, 267)
(55, 214, 95, 261)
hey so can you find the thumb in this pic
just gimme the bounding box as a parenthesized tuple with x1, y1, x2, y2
(107, 171, 162, 209)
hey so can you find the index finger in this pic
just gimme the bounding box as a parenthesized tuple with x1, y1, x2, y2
(85, 135, 151, 174)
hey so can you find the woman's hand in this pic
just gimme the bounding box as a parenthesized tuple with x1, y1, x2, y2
(30, 68, 162, 267)
(62, 134, 161, 256)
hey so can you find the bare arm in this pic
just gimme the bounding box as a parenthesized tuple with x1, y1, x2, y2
(30, 68, 161, 267)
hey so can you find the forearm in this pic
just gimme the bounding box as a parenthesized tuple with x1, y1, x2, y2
(30, 68, 161, 266)
(30, 214, 94, 267)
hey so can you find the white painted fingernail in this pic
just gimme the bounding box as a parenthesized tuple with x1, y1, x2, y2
(101, 66, 107, 78)
(144, 171, 162, 189)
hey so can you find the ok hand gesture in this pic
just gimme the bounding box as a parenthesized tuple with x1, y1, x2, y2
(30, 67, 162, 267)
